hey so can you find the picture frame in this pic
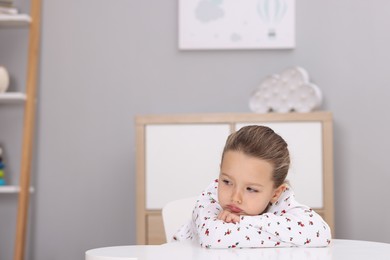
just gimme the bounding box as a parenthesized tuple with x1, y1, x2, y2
(178, 0, 295, 50)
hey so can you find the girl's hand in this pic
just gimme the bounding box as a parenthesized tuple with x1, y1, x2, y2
(217, 209, 241, 224)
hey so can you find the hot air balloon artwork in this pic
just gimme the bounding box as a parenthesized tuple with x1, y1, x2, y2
(257, 0, 288, 39)
(179, 0, 295, 49)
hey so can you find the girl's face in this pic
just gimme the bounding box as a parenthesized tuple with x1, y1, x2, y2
(218, 150, 285, 216)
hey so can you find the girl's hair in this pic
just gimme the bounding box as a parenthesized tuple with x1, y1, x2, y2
(221, 125, 290, 188)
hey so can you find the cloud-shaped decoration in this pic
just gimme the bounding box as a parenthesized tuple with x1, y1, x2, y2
(249, 67, 322, 113)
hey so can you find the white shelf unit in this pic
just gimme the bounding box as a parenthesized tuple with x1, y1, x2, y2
(0, 92, 27, 103)
(0, 1, 41, 259)
(0, 14, 31, 26)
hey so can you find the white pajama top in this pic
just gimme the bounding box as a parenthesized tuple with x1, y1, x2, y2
(173, 179, 331, 248)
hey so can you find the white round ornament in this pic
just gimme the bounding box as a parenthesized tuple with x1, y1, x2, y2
(0, 66, 10, 93)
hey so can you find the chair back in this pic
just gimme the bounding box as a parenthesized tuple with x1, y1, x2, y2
(162, 196, 198, 242)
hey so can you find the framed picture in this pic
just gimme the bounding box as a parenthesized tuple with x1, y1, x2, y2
(178, 0, 295, 50)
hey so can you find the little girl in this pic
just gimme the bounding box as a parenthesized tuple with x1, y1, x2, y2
(173, 125, 331, 248)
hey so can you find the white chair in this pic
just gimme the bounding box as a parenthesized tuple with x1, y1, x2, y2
(162, 196, 198, 242)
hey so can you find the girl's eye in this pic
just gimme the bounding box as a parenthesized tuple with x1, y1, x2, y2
(246, 187, 259, 193)
(222, 179, 231, 185)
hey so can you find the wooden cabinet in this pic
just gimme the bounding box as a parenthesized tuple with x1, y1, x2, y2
(135, 112, 334, 245)
(0, 1, 41, 259)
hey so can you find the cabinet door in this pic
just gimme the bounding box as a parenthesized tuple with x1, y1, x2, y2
(236, 122, 323, 208)
(145, 124, 231, 209)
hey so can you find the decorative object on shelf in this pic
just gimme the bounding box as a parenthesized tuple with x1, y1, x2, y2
(249, 66, 323, 113)
(178, 0, 295, 50)
(0, 66, 10, 93)
(0, 147, 5, 185)
(0, 0, 14, 13)
(0, 0, 14, 8)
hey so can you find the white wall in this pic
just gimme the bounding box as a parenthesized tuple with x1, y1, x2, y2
(1, 0, 390, 259)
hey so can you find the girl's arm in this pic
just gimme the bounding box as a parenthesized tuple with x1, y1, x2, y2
(193, 182, 331, 248)
(240, 209, 332, 247)
(193, 199, 290, 248)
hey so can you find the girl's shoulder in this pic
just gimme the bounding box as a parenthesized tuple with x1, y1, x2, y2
(197, 179, 219, 201)
(267, 185, 309, 214)
(205, 179, 219, 192)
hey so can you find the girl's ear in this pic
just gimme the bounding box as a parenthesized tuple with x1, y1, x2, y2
(270, 184, 286, 203)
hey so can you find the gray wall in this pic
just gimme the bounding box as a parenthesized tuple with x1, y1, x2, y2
(1, 0, 390, 259)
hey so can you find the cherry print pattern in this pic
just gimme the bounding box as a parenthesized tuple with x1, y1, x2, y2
(173, 179, 331, 248)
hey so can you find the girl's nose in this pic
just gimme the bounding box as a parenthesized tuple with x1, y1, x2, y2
(231, 189, 242, 204)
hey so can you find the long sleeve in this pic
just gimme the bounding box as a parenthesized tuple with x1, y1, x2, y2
(174, 180, 331, 249)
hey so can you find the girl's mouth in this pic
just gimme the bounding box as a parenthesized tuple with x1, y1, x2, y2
(227, 204, 243, 214)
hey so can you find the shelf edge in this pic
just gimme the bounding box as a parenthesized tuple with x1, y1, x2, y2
(0, 92, 27, 103)
(0, 14, 32, 26)
(0, 186, 35, 193)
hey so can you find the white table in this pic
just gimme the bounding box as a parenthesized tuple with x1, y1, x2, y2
(86, 239, 390, 260)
